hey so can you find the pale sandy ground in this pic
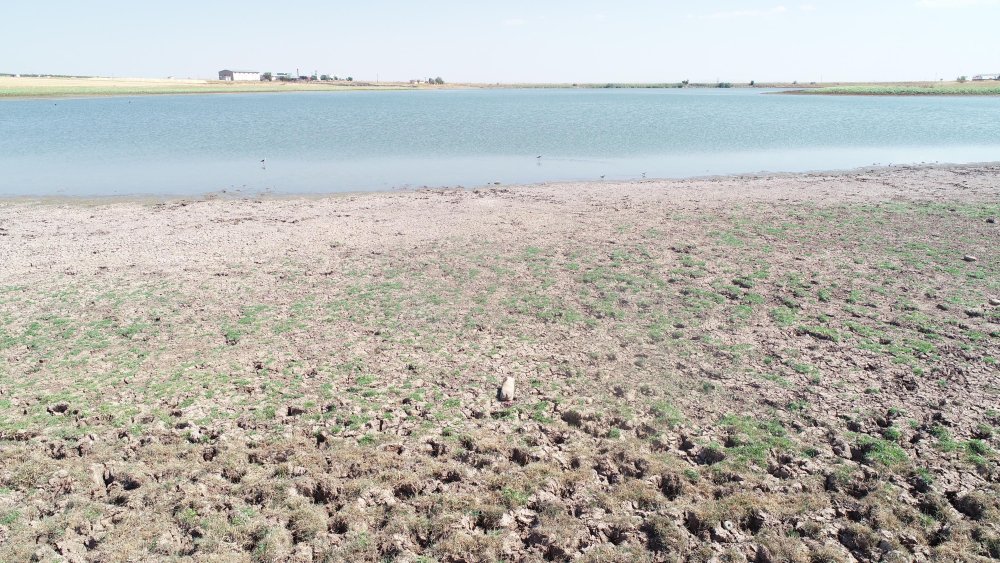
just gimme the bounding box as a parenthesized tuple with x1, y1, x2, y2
(0, 76, 456, 98)
(0, 164, 998, 562)
(2, 164, 997, 275)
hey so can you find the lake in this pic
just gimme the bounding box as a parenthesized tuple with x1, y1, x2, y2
(1, 88, 998, 196)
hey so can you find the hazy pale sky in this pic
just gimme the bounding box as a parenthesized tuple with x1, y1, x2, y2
(4, 0, 999, 83)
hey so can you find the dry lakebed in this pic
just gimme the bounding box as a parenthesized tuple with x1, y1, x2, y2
(0, 164, 998, 562)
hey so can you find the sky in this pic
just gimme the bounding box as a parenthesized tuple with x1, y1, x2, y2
(3, 0, 999, 83)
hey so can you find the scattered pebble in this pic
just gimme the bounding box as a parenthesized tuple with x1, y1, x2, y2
(962, 255, 977, 262)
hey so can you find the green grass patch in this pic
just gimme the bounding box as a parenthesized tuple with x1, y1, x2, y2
(855, 435, 908, 466)
(719, 415, 794, 467)
(650, 401, 683, 428)
(769, 307, 797, 327)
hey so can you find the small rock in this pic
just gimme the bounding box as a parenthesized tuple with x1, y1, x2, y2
(155, 531, 180, 555)
(32, 546, 59, 562)
(962, 255, 977, 262)
(48, 471, 74, 495)
(710, 523, 735, 543)
(830, 436, 852, 459)
(499, 512, 516, 528)
(293, 543, 313, 562)
(514, 508, 538, 526)
(989, 297, 999, 306)
(987, 217, 996, 224)
(187, 427, 203, 443)
(497, 376, 516, 402)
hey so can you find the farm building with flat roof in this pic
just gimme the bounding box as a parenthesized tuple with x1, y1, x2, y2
(218, 70, 261, 82)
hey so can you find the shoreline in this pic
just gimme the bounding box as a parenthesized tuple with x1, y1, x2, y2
(4, 76, 1000, 99)
(782, 89, 1000, 97)
(2, 161, 999, 205)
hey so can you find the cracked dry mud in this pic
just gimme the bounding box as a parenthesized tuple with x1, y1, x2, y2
(0, 164, 998, 562)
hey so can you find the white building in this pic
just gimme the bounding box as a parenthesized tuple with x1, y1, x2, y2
(218, 70, 261, 82)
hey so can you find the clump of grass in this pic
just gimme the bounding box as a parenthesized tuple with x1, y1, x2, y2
(501, 487, 530, 508)
(770, 307, 797, 327)
(0, 510, 19, 525)
(650, 401, 683, 428)
(718, 415, 793, 467)
(854, 435, 908, 466)
(223, 326, 242, 345)
(929, 424, 960, 451)
(882, 427, 902, 441)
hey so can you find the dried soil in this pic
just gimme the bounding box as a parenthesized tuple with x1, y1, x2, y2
(0, 164, 998, 561)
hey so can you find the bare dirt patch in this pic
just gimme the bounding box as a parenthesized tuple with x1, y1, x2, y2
(1, 164, 998, 561)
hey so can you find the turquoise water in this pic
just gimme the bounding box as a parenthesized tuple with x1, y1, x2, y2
(1, 88, 999, 196)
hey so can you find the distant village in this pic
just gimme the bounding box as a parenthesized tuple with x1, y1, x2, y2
(218, 69, 445, 85)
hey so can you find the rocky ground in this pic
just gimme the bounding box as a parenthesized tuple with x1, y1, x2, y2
(0, 164, 998, 562)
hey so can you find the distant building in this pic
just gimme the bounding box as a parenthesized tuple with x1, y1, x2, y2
(971, 74, 1000, 81)
(218, 70, 261, 82)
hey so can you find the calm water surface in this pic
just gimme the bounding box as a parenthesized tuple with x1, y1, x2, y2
(1, 88, 998, 196)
